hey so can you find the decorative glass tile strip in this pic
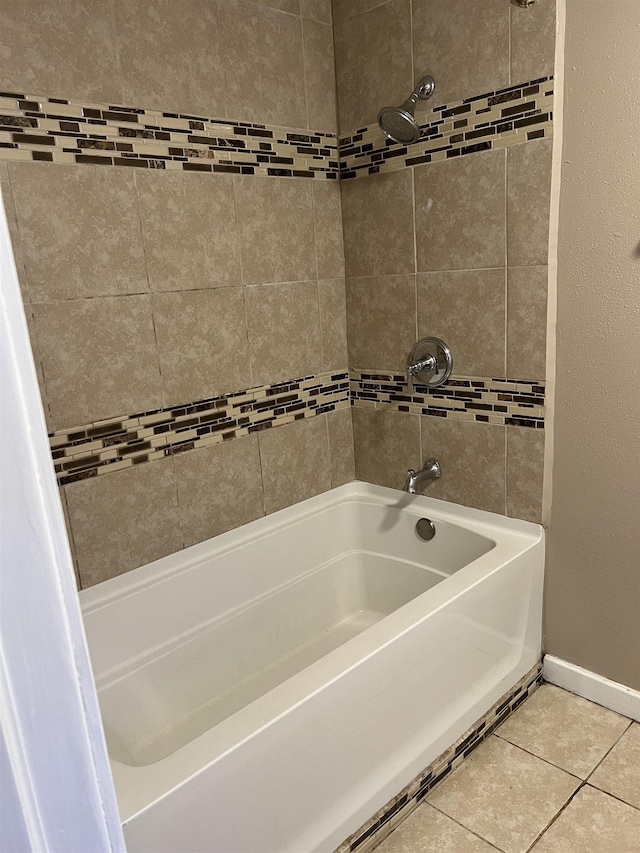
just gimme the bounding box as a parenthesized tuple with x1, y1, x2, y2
(334, 661, 544, 853)
(350, 370, 546, 429)
(50, 371, 350, 486)
(339, 76, 554, 180)
(0, 92, 339, 179)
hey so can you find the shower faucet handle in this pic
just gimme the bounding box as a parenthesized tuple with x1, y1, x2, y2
(407, 337, 453, 392)
(408, 354, 437, 377)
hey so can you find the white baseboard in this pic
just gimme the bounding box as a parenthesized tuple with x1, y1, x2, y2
(543, 655, 640, 722)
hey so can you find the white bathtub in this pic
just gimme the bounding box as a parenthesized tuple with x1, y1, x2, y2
(80, 481, 544, 853)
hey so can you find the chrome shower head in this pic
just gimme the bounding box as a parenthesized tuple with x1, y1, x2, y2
(377, 76, 435, 145)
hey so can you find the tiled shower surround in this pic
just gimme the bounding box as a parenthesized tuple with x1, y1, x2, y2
(0, 91, 339, 179)
(0, 0, 556, 587)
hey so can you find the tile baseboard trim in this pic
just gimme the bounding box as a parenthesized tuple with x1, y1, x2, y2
(350, 370, 545, 429)
(339, 76, 554, 180)
(0, 91, 338, 179)
(334, 661, 544, 853)
(543, 655, 640, 722)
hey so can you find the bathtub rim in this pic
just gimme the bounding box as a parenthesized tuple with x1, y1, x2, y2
(80, 482, 544, 822)
(81, 481, 540, 613)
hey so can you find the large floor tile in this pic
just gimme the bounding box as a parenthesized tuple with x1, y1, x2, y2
(497, 683, 630, 778)
(377, 803, 497, 853)
(532, 785, 640, 852)
(589, 721, 640, 809)
(427, 735, 579, 853)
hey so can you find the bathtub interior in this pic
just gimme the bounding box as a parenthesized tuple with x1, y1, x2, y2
(88, 490, 497, 769)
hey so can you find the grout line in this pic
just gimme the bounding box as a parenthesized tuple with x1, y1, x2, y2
(583, 782, 640, 813)
(254, 426, 268, 521)
(108, 0, 125, 106)
(310, 180, 320, 281)
(584, 718, 634, 781)
(167, 454, 186, 551)
(300, 15, 311, 133)
(427, 802, 506, 852)
(492, 732, 582, 780)
(214, 0, 227, 121)
(523, 782, 586, 852)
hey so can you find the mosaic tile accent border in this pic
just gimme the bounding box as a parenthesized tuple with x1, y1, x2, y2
(351, 371, 546, 429)
(0, 92, 339, 179)
(50, 372, 349, 486)
(340, 76, 554, 179)
(335, 661, 544, 853)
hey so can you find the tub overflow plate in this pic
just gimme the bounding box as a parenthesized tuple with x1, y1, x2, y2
(416, 518, 436, 541)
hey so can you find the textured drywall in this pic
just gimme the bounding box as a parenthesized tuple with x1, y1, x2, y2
(545, 0, 640, 688)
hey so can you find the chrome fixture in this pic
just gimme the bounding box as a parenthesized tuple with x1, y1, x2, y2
(407, 337, 453, 390)
(513, 0, 538, 6)
(403, 458, 442, 494)
(378, 76, 436, 145)
(415, 518, 436, 541)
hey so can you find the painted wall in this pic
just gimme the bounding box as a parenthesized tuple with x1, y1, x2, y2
(336, 0, 556, 522)
(545, 0, 640, 689)
(0, 0, 353, 588)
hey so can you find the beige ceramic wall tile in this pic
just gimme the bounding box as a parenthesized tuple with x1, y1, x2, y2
(510, 0, 556, 85)
(428, 736, 580, 853)
(415, 150, 506, 272)
(507, 139, 553, 266)
(318, 279, 348, 371)
(153, 288, 250, 407)
(34, 295, 163, 430)
(342, 169, 415, 277)
(590, 722, 640, 809)
(0, 0, 121, 102)
(412, 0, 509, 106)
(136, 171, 240, 291)
(300, 0, 331, 24)
(507, 266, 548, 380)
(312, 181, 345, 280)
(9, 163, 147, 301)
(334, 0, 412, 132)
(352, 407, 421, 490)
(347, 274, 416, 371)
(113, 0, 225, 118)
(234, 177, 316, 285)
(332, 0, 382, 23)
(507, 426, 545, 523)
(174, 436, 264, 547)
(417, 269, 506, 377)
(66, 458, 183, 588)
(532, 785, 640, 853)
(259, 415, 332, 513)
(23, 307, 52, 431)
(420, 419, 506, 514)
(58, 487, 81, 590)
(0, 163, 29, 302)
(377, 803, 497, 853)
(218, 0, 307, 128)
(302, 19, 337, 132)
(252, 0, 300, 13)
(245, 281, 322, 386)
(327, 407, 355, 487)
(497, 684, 631, 779)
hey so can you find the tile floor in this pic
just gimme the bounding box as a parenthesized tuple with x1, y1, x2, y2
(377, 684, 640, 853)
